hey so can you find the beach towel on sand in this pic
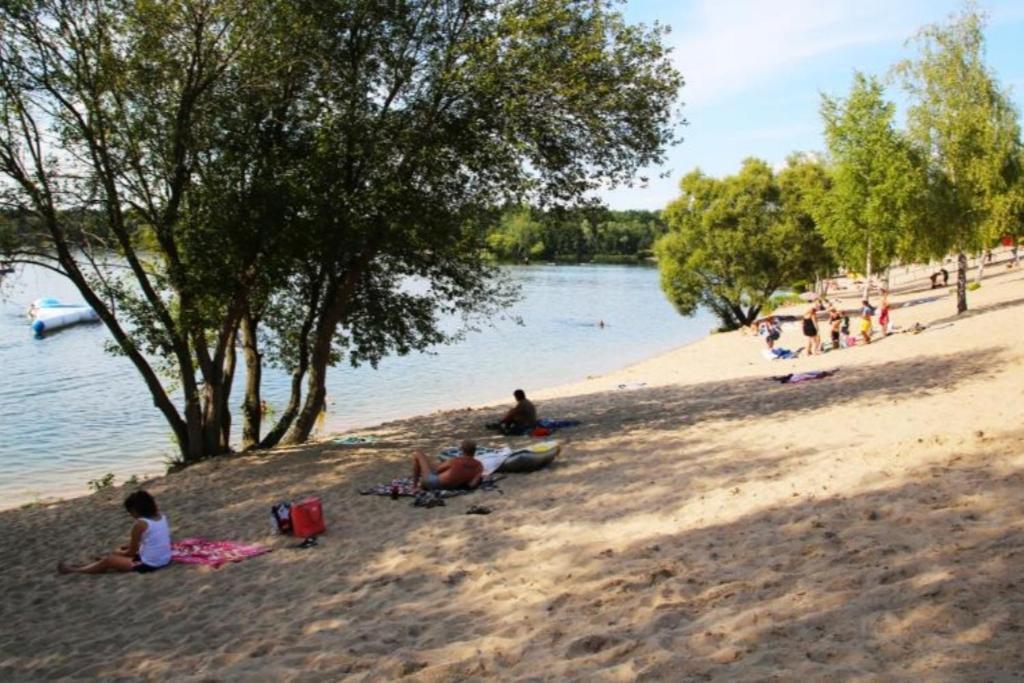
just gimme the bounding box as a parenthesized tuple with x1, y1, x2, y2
(171, 538, 271, 568)
(536, 418, 580, 431)
(762, 347, 800, 360)
(331, 435, 379, 446)
(770, 368, 839, 384)
(358, 476, 503, 500)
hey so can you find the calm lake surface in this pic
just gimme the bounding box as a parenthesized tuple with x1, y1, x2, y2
(0, 264, 715, 506)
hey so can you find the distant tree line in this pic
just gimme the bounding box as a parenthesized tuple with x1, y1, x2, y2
(656, 5, 1023, 330)
(484, 206, 667, 264)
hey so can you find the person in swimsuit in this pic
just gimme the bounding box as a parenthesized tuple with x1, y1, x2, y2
(878, 290, 891, 336)
(411, 440, 484, 491)
(860, 311, 873, 344)
(828, 306, 842, 349)
(802, 307, 821, 355)
(58, 490, 172, 575)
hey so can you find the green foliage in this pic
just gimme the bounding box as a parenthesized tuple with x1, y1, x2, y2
(896, 5, 1022, 311)
(87, 473, 116, 493)
(485, 206, 668, 262)
(818, 73, 931, 273)
(656, 157, 835, 330)
(767, 293, 806, 311)
(967, 281, 981, 291)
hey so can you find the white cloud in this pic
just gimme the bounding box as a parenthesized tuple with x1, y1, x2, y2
(669, 0, 944, 108)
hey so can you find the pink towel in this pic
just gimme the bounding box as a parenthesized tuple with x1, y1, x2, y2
(171, 538, 271, 568)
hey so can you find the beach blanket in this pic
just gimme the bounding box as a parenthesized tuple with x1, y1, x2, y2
(358, 475, 503, 500)
(770, 368, 839, 384)
(536, 418, 581, 431)
(331, 435, 379, 446)
(171, 538, 271, 568)
(762, 347, 800, 360)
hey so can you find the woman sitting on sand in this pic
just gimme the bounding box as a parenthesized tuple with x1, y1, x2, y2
(58, 490, 172, 575)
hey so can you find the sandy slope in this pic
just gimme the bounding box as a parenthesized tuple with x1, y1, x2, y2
(2, 261, 1024, 681)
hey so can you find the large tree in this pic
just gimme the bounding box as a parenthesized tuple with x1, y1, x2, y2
(896, 6, 1022, 312)
(0, 0, 289, 463)
(655, 157, 833, 330)
(265, 0, 683, 445)
(0, 0, 683, 458)
(818, 72, 930, 296)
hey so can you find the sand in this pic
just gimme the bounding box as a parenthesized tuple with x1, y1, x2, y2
(3, 259, 1024, 681)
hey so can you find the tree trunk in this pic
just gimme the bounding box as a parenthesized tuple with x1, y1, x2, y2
(282, 263, 368, 445)
(975, 252, 985, 283)
(240, 313, 262, 450)
(957, 251, 968, 314)
(258, 284, 320, 449)
(219, 332, 236, 451)
(863, 238, 872, 300)
(283, 320, 333, 444)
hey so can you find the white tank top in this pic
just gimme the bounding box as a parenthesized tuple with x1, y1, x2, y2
(138, 515, 172, 567)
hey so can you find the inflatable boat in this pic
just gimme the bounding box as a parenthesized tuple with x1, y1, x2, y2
(497, 440, 561, 473)
(29, 297, 100, 335)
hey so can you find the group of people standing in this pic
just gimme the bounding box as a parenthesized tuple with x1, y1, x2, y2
(795, 290, 891, 356)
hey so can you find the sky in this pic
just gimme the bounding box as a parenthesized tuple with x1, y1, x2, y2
(599, 0, 1024, 210)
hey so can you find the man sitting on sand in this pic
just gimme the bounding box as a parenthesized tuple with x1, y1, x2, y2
(489, 389, 538, 435)
(411, 440, 483, 491)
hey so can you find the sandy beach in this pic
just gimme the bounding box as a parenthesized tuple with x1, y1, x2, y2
(3, 261, 1024, 681)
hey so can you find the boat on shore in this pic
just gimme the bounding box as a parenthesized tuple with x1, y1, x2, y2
(29, 297, 100, 335)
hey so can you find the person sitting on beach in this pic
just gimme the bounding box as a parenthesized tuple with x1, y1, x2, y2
(490, 389, 538, 435)
(58, 490, 171, 575)
(411, 439, 483, 491)
(828, 306, 842, 349)
(758, 317, 781, 349)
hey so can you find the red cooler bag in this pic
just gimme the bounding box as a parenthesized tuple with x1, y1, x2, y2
(290, 497, 326, 537)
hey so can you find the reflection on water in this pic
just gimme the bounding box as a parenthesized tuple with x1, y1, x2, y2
(0, 263, 715, 506)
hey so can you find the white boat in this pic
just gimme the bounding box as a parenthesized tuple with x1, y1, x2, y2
(29, 297, 100, 335)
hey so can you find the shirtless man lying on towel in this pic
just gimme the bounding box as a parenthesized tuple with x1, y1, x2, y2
(411, 439, 483, 491)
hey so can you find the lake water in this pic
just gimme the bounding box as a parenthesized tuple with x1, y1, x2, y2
(0, 263, 715, 506)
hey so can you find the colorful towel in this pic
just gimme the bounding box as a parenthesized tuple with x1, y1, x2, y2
(537, 418, 581, 431)
(171, 538, 272, 568)
(770, 368, 839, 384)
(358, 475, 502, 500)
(332, 435, 379, 445)
(762, 347, 800, 360)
